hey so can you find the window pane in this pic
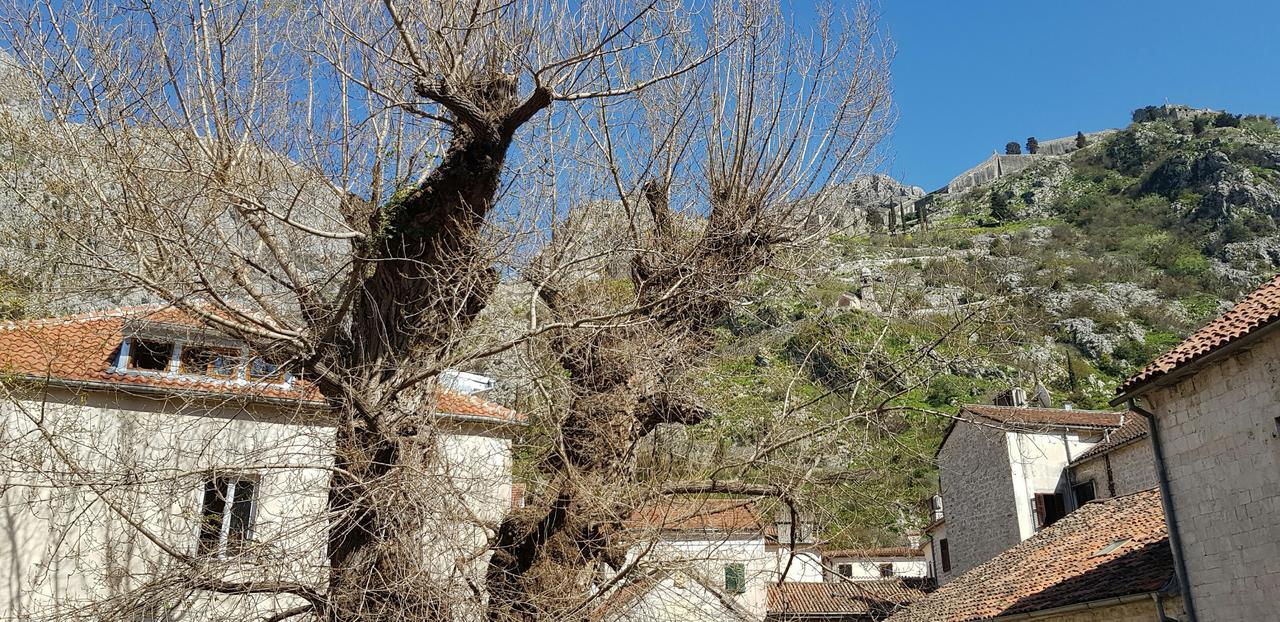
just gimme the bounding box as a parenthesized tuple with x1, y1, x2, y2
(1073, 481, 1096, 505)
(248, 358, 283, 382)
(130, 340, 172, 371)
(226, 480, 255, 553)
(182, 347, 240, 379)
(197, 479, 227, 555)
(724, 563, 746, 594)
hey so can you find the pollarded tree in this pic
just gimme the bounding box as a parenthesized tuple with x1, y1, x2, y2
(0, 1, 900, 621)
(1005, 141, 1022, 155)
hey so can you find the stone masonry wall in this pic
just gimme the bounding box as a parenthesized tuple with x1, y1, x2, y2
(1145, 333, 1280, 622)
(936, 422, 1020, 581)
(1030, 596, 1183, 622)
(1070, 439, 1157, 500)
(942, 131, 1116, 194)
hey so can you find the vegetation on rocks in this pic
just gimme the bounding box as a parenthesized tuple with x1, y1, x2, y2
(688, 108, 1280, 544)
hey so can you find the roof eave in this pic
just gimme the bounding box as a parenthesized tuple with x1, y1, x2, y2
(8, 374, 524, 428)
(1111, 318, 1280, 406)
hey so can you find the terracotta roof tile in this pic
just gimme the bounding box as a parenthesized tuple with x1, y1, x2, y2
(885, 489, 1173, 622)
(1070, 416, 1149, 465)
(0, 306, 523, 425)
(823, 547, 924, 559)
(768, 579, 929, 617)
(960, 405, 1126, 429)
(1120, 274, 1280, 396)
(627, 498, 775, 535)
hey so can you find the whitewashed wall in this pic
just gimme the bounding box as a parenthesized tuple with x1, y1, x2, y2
(1006, 429, 1101, 539)
(824, 556, 927, 581)
(0, 387, 332, 621)
(0, 386, 516, 621)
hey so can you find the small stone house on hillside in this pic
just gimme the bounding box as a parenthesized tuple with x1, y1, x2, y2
(0, 306, 525, 620)
(821, 548, 928, 582)
(932, 404, 1139, 582)
(1114, 273, 1280, 622)
(885, 489, 1183, 622)
(1066, 416, 1156, 501)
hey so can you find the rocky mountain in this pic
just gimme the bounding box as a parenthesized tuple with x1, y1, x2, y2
(695, 105, 1280, 544)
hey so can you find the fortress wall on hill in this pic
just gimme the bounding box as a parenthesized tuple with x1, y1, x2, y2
(943, 130, 1116, 194)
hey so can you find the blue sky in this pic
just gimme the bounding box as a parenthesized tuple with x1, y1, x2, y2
(872, 0, 1280, 191)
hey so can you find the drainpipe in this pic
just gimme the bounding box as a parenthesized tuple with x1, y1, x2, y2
(1129, 398, 1197, 622)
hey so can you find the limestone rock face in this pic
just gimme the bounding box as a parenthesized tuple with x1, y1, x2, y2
(807, 174, 925, 233)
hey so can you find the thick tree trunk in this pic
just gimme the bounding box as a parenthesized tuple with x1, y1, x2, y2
(325, 128, 513, 622)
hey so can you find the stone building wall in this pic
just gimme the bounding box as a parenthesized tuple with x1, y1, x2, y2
(1144, 333, 1280, 622)
(936, 422, 1020, 581)
(1069, 439, 1157, 500)
(1028, 596, 1183, 622)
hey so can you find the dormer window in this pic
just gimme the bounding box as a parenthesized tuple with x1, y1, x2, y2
(181, 346, 240, 379)
(117, 335, 288, 386)
(128, 339, 174, 372)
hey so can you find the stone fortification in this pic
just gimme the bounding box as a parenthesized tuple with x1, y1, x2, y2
(942, 130, 1115, 195)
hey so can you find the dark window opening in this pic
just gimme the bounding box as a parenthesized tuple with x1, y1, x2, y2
(1034, 492, 1068, 529)
(879, 563, 894, 578)
(129, 339, 172, 371)
(939, 539, 951, 573)
(181, 346, 240, 379)
(1072, 480, 1097, 506)
(838, 563, 853, 577)
(724, 563, 746, 594)
(248, 357, 285, 383)
(197, 477, 256, 556)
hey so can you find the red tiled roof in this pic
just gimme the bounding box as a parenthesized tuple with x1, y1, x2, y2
(960, 405, 1126, 429)
(627, 498, 776, 535)
(823, 547, 924, 560)
(1119, 274, 1280, 397)
(768, 579, 929, 617)
(0, 306, 523, 425)
(885, 489, 1173, 622)
(1070, 416, 1149, 465)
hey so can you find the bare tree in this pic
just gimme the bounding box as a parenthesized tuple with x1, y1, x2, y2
(0, 0, 908, 620)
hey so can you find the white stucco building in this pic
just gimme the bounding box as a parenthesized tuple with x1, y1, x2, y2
(0, 306, 523, 621)
(1114, 273, 1280, 622)
(601, 498, 824, 621)
(821, 547, 927, 582)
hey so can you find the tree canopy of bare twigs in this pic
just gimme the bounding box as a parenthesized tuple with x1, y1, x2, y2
(0, 0, 903, 620)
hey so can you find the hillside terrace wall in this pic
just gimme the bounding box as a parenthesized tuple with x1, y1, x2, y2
(1143, 332, 1280, 621)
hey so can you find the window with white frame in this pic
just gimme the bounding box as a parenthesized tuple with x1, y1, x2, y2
(837, 563, 853, 577)
(118, 336, 290, 385)
(197, 476, 257, 556)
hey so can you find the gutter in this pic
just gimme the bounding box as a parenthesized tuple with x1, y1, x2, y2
(1129, 399, 1197, 622)
(988, 592, 1158, 621)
